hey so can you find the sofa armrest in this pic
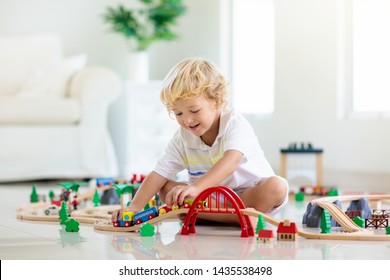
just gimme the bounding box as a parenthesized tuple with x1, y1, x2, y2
(68, 66, 121, 126)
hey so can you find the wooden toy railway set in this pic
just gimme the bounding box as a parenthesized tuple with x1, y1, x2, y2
(16, 177, 143, 225)
(17, 182, 390, 241)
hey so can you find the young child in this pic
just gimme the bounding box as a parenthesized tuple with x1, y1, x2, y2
(112, 57, 288, 224)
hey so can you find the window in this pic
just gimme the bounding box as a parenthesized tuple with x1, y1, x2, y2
(351, 0, 390, 116)
(225, 0, 275, 114)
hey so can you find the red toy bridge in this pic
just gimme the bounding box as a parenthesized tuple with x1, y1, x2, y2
(181, 186, 254, 237)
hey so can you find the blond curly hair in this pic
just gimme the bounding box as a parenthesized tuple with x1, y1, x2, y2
(160, 57, 228, 115)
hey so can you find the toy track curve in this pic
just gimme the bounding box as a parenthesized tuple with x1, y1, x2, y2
(241, 208, 390, 241)
(310, 194, 390, 204)
(16, 204, 118, 224)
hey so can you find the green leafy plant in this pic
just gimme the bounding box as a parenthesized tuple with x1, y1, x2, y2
(103, 0, 186, 51)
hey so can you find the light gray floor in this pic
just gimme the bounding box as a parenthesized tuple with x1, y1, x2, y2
(1, 182, 390, 260)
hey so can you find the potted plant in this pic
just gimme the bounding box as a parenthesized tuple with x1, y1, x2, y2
(103, 0, 186, 81)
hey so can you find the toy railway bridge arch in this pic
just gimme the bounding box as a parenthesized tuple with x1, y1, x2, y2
(181, 186, 254, 237)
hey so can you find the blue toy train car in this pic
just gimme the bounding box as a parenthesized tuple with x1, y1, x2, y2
(113, 207, 158, 227)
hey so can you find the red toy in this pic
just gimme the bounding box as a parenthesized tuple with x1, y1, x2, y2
(180, 186, 254, 238)
(257, 229, 274, 243)
(277, 220, 299, 241)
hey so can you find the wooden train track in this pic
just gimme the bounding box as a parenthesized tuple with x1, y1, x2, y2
(18, 192, 390, 241)
(95, 203, 390, 240)
(310, 194, 390, 204)
(315, 201, 369, 233)
(16, 204, 118, 224)
(242, 208, 390, 241)
(16, 211, 97, 224)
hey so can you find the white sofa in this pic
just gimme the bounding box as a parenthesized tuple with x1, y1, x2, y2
(0, 35, 120, 182)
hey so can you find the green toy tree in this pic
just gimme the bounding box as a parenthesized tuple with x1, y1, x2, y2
(30, 185, 39, 203)
(48, 190, 55, 202)
(353, 216, 365, 228)
(140, 222, 155, 237)
(320, 209, 331, 234)
(113, 183, 137, 208)
(58, 182, 88, 194)
(65, 218, 80, 232)
(327, 189, 339, 196)
(59, 201, 69, 225)
(93, 189, 101, 207)
(255, 214, 266, 234)
(295, 192, 305, 202)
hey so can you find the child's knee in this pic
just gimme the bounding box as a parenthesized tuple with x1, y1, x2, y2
(257, 176, 288, 206)
(271, 176, 288, 196)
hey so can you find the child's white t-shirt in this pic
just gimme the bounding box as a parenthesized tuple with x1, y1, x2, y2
(154, 108, 275, 191)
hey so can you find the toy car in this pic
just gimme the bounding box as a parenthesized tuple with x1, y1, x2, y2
(44, 205, 59, 216)
(158, 204, 179, 215)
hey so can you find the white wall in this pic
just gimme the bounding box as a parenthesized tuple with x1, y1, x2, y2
(251, 0, 390, 191)
(0, 0, 221, 79)
(1, 0, 389, 191)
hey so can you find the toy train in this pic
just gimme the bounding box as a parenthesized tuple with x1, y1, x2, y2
(113, 199, 207, 227)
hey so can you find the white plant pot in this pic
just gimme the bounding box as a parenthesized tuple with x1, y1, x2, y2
(127, 51, 149, 83)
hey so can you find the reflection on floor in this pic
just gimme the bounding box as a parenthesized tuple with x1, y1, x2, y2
(1, 183, 390, 260)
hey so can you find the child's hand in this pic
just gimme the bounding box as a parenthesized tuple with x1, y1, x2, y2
(165, 185, 200, 207)
(111, 206, 139, 222)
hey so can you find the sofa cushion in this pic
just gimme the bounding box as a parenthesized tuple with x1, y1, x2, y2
(0, 34, 63, 97)
(17, 53, 88, 99)
(0, 98, 80, 124)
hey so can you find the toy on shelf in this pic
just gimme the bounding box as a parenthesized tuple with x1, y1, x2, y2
(280, 142, 323, 186)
